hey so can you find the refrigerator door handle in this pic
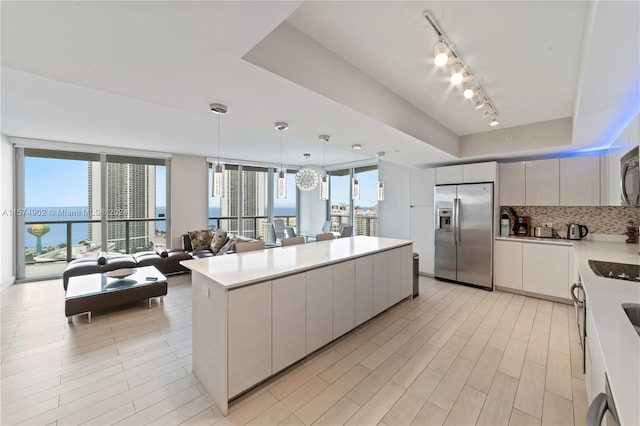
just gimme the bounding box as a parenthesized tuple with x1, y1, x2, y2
(454, 198, 461, 245)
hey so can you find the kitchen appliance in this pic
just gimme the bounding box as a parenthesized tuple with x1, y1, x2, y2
(586, 374, 619, 426)
(533, 226, 553, 238)
(435, 183, 493, 290)
(500, 211, 510, 236)
(570, 278, 586, 372)
(513, 216, 530, 236)
(588, 259, 640, 281)
(620, 145, 639, 206)
(567, 223, 589, 240)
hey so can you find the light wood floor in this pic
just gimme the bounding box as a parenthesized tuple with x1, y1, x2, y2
(1, 274, 587, 426)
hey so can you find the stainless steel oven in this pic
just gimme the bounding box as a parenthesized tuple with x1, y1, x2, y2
(620, 145, 639, 206)
(570, 279, 586, 372)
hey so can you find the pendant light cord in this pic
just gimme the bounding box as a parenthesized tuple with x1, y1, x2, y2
(217, 113, 221, 163)
(280, 130, 283, 171)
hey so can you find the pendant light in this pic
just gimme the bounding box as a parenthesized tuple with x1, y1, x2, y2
(275, 122, 288, 198)
(376, 151, 385, 201)
(351, 144, 361, 200)
(295, 153, 319, 191)
(210, 103, 228, 198)
(319, 135, 330, 200)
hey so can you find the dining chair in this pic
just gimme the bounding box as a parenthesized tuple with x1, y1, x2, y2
(339, 225, 353, 238)
(266, 223, 277, 245)
(235, 240, 266, 253)
(321, 220, 332, 233)
(281, 236, 305, 246)
(285, 226, 297, 238)
(273, 219, 286, 242)
(315, 233, 335, 241)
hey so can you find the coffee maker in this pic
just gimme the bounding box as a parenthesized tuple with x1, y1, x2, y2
(513, 216, 531, 236)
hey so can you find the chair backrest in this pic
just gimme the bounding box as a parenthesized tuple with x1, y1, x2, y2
(266, 223, 277, 244)
(273, 219, 286, 240)
(322, 220, 331, 233)
(340, 225, 353, 238)
(282, 236, 305, 246)
(285, 226, 297, 238)
(315, 233, 335, 241)
(235, 240, 266, 253)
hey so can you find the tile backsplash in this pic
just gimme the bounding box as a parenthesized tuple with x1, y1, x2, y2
(500, 206, 639, 236)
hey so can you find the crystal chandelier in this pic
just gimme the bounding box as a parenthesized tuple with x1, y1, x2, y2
(295, 153, 319, 191)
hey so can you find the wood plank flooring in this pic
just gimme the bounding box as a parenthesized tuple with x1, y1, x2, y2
(1, 275, 587, 425)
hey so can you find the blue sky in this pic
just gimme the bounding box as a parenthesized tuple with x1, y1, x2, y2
(25, 158, 166, 206)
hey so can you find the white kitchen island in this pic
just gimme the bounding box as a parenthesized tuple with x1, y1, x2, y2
(181, 236, 413, 415)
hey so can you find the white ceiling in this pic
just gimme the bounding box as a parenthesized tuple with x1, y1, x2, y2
(1, 1, 638, 168)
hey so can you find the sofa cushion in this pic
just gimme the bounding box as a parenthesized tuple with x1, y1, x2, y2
(188, 229, 213, 250)
(210, 229, 228, 254)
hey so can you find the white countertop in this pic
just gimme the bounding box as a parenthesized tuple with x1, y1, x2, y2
(573, 240, 640, 425)
(181, 236, 412, 289)
(495, 235, 573, 246)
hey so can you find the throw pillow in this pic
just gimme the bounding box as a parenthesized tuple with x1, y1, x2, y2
(216, 236, 239, 255)
(188, 229, 213, 251)
(210, 229, 228, 254)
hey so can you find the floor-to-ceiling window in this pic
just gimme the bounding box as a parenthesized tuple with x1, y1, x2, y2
(329, 168, 352, 233)
(273, 169, 297, 231)
(17, 148, 168, 281)
(353, 165, 378, 236)
(328, 164, 378, 236)
(209, 164, 296, 241)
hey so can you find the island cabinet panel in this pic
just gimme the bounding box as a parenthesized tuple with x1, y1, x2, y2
(306, 266, 333, 354)
(333, 260, 355, 338)
(228, 282, 272, 397)
(354, 256, 374, 326)
(399, 244, 413, 298)
(373, 251, 389, 315)
(388, 248, 405, 305)
(272, 274, 306, 373)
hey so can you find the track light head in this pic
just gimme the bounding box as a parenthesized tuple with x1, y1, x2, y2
(433, 39, 450, 67)
(450, 62, 464, 85)
(480, 104, 494, 118)
(489, 116, 499, 126)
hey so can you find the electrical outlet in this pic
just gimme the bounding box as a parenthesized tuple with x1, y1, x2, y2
(543, 223, 553, 228)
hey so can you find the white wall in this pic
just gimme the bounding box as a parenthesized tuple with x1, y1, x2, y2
(377, 160, 411, 240)
(298, 166, 328, 235)
(170, 154, 208, 249)
(0, 134, 15, 290)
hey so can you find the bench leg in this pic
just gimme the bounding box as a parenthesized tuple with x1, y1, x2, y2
(67, 316, 72, 324)
(87, 311, 92, 324)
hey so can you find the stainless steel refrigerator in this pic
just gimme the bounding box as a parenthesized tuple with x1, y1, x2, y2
(434, 183, 494, 290)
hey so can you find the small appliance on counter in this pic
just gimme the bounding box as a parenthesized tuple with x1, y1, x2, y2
(513, 216, 530, 236)
(500, 210, 510, 236)
(567, 223, 589, 240)
(533, 226, 553, 238)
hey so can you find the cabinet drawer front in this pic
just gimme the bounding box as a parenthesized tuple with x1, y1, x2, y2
(522, 244, 569, 299)
(228, 283, 272, 397)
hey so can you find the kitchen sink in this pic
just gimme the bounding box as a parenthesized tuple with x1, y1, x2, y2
(589, 260, 640, 281)
(622, 303, 640, 336)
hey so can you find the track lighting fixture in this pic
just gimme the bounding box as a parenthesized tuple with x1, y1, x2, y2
(489, 116, 500, 126)
(424, 10, 499, 127)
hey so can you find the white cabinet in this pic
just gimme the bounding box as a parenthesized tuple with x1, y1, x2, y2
(272, 274, 306, 373)
(228, 282, 272, 397)
(354, 256, 374, 326)
(436, 162, 497, 185)
(463, 162, 497, 183)
(435, 165, 463, 184)
(332, 260, 355, 338)
(399, 244, 413, 298)
(306, 266, 333, 354)
(387, 248, 404, 305)
(560, 156, 600, 206)
(410, 168, 435, 275)
(522, 243, 570, 299)
(373, 251, 389, 315)
(410, 168, 436, 205)
(525, 159, 560, 205)
(585, 300, 606, 402)
(494, 240, 523, 290)
(499, 162, 526, 206)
